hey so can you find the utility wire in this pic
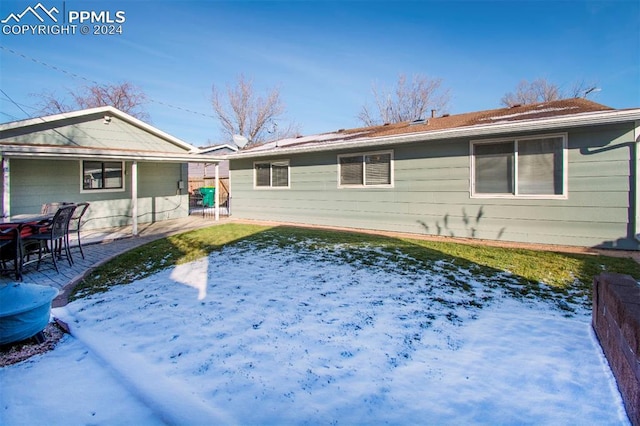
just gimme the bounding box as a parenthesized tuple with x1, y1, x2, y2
(0, 88, 33, 118)
(0, 45, 217, 120)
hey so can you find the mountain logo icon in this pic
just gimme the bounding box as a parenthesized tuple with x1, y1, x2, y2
(1, 3, 59, 24)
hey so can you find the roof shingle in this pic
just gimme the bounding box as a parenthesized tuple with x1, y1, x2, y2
(246, 98, 614, 153)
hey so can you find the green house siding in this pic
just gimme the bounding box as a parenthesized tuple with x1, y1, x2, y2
(5, 159, 188, 229)
(1, 114, 188, 153)
(230, 123, 638, 249)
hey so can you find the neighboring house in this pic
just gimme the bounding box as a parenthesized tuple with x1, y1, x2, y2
(188, 144, 237, 203)
(0, 106, 224, 234)
(228, 98, 640, 250)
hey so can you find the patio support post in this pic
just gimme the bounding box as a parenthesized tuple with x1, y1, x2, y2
(214, 163, 220, 221)
(132, 160, 138, 236)
(635, 121, 640, 243)
(1, 157, 9, 219)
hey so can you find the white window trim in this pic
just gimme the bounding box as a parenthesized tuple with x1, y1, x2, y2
(79, 160, 126, 194)
(337, 149, 394, 188)
(253, 159, 291, 189)
(470, 133, 568, 199)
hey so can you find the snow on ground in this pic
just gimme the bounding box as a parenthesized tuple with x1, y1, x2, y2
(0, 237, 629, 425)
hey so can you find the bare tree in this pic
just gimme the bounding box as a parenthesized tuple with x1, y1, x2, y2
(211, 74, 299, 148)
(37, 82, 150, 121)
(358, 73, 451, 126)
(500, 78, 599, 107)
(567, 79, 600, 99)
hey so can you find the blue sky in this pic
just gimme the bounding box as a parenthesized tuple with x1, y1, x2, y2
(1, 0, 638, 147)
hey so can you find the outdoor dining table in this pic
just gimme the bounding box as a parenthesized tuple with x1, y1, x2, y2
(0, 213, 55, 280)
(1, 213, 54, 225)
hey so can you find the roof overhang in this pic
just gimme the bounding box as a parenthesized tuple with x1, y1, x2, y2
(228, 108, 640, 159)
(0, 144, 224, 163)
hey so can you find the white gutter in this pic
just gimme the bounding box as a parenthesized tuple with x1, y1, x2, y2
(0, 145, 224, 163)
(228, 108, 640, 159)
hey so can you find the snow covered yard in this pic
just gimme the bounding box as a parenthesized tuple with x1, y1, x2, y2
(0, 233, 629, 425)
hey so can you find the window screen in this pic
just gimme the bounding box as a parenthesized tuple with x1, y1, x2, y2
(365, 153, 391, 185)
(255, 163, 271, 187)
(517, 137, 563, 195)
(340, 155, 364, 185)
(339, 152, 392, 186)
(474, 142, 514, 194)
(255, 161, 289, 188)
(473, 135, 565, 197)
(271, 162, 289, 187)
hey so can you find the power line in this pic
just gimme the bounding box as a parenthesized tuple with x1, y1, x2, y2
(0, 89, 33, 118)
(0, 111, 21, 121)
(0, 45, 99, 85)
(0, 45, 217, 120)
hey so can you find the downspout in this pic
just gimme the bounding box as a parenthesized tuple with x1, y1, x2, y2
(635, 121, 640, 243)
(131, 161, 138, 236)
(214, 163, 220, 221)
(1, 157, 9, 219)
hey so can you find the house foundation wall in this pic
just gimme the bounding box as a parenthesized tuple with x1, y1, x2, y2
(593, 272, 640, 425)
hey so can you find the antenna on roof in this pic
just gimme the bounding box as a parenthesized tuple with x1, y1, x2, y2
(232, 134, 249, 149)
(583, 87, 601, 98)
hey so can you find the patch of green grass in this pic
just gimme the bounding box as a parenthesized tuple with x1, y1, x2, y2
(402, 238, 640, 303)
(70, 224, 640, 311)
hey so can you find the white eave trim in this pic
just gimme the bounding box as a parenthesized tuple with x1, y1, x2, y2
(0, 144, 224, 163)
(0, 106, 200, 153)
(228, 108, 640, 159)
(198, 144, 239, 154)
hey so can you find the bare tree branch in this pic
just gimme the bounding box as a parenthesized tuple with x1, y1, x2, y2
(358, 73, 451, 126)
(36, 82, 150, 121)
(500, 78, 599, 107)
(567, 79, 600, 99)
(211, 74, 299, 148)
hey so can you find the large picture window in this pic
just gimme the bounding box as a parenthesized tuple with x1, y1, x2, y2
(338, 151, 393, 187)
(254, 160, 290, 188)
(471, 134, 566, 198)
(82, 161, 124, 191)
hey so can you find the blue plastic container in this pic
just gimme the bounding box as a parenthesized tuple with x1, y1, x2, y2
(0, 283, 59, 345)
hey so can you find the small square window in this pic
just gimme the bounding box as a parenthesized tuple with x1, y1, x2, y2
(83, 161, 123, 191)
(254, 160, 290, 188)
(338, 151, 393, 187)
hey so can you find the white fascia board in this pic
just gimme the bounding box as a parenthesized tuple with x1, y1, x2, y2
(0, 144, 223, 163)
(197, 144, 239, 154)
(0, 106, 200, 153)
(228, 108, 640, 159)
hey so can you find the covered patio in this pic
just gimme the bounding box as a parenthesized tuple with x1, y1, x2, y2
(0, 106, 226, 237)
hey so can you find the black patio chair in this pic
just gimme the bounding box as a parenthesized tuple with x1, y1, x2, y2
(67, 202, 90, 259)
(22, 204, 77, 273)
(0, 226, 21, 280)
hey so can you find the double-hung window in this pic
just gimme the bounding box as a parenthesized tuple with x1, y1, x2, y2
(82, 161, 124, 192)
(254, 160, 290, 188)
(338, 150, 393, 187)
(471, 134, 567, 198)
